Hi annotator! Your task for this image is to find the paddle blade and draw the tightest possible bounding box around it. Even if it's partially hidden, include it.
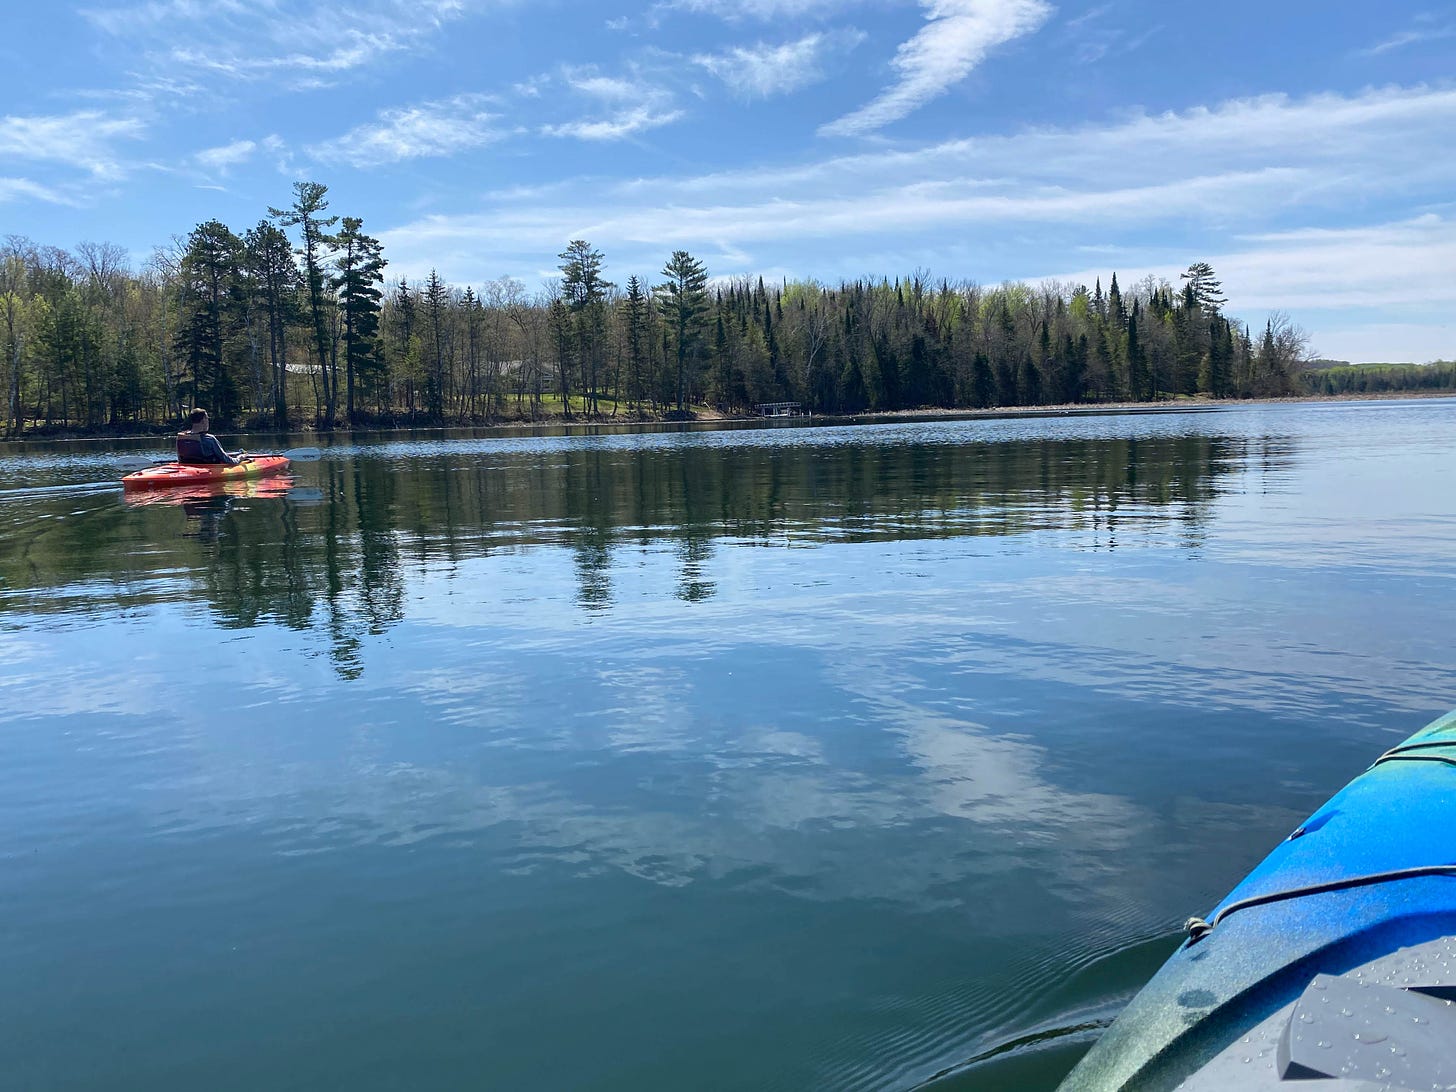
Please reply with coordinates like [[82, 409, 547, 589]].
[[115, 454, 170, 469], [118, 445, 321, 469]]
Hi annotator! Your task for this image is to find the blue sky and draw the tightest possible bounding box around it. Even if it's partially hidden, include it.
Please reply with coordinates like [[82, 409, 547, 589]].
[[2, 0, 1453, 362]]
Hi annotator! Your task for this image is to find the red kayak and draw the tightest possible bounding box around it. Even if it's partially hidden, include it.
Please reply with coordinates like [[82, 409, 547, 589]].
[[121, 455, 291, 491]]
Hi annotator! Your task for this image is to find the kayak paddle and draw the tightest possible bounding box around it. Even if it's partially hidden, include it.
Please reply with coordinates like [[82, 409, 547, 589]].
[[116, 446, 322, 469]]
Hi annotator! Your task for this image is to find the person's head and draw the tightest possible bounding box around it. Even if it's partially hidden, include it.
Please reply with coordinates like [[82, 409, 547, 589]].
[[188, 407, 209, 430]]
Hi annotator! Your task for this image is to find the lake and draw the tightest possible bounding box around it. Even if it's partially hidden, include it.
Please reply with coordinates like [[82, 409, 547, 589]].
[[2, 399, 1454, 1091]]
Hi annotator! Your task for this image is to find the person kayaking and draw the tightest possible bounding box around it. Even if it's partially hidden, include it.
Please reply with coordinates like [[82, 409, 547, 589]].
[[177, 408, 245, 466]]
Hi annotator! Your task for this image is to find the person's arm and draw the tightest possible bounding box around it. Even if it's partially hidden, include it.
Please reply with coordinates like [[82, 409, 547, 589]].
[[200, 433, 240, 466]]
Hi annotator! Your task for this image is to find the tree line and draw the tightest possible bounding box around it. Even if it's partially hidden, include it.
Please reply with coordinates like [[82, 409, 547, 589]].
[[1300, 360, 1456, 396], [3, 179, 1434, 436]]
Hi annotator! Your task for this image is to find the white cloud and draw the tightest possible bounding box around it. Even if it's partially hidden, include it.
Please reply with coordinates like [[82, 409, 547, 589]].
[[542, 107, 685, 142], [665, 0, 858, 17], [194, 139, 257, 173], [1064, 2, 1110, 30], [1362, 20, 1456, 56], [80, 0, 259, 34], [540, 67, 684, 142], [310, 95, 501, 168], [0, 110, 146, 179], [567, 74, 648, 101], [384, 168, 1310, 267], [392, 84, 1456, 258], [821, 0, 1052, 136], [1048, 216, 1456, 361], [0, 178, 75, 206], [377, 84, 1456, 363], [1299, 323, 1453, 365], [692, 31, 864, 98], [82, 0, 473, 87]]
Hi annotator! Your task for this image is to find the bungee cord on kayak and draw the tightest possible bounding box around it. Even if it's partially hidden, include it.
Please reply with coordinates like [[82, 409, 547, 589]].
[[1183, 864, 1456, 944], [1369, 738, 1456, 769]]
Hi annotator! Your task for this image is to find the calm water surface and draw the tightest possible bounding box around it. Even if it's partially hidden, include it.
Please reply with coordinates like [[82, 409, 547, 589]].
[[1, 401, 1454, 1091]]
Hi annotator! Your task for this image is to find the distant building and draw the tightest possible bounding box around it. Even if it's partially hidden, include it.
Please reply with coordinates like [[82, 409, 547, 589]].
[[756, 402, 806, 418]]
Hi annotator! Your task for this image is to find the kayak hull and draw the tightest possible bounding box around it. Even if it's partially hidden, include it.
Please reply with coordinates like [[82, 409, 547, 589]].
[[1059, 709, 1456, 1090], [121, 455, 291, 490]]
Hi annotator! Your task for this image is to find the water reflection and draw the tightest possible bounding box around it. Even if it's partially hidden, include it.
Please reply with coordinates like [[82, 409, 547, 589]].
[[3, 406, 1455, 1092], [0, 428, 1256, 677]]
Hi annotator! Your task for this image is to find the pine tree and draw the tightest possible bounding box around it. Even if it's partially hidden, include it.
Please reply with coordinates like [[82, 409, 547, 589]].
[[623, 275, 648, 412], [176, 219, 244, 420], [655, 250, 709, 412], [269, 181, 338, 425], [1126, 305, 1148, 401], [558, 240, 612, 415], [333, 216, 386, 424], [244, 221, 299, 427], [1181, 262, 1227, 314], [422, 270, 447, 420]]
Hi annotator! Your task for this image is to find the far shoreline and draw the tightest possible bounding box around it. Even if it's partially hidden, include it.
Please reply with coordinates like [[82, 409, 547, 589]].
[[2, 389, 1453, 446]]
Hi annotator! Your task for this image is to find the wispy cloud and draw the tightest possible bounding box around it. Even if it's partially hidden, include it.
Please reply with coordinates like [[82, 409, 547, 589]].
[[1064, 2, 1110, 30], [540, 68, 683, 141], [1060, 4, 1160, 65], [0, 178, 76, 206], [81, 0, 473, 87], [1362, 19, 1456, 56], [310, 94, 502, 167], [194, 139, 258, 174], [664, 0, 859, 18], [821, 0, 1052, 137], [1054, 216, 1456, 312], [542, 107, 685, 142], [691, 31, 865, 98], [0, 110, 146, 180], [377, 84, 1456, 343]]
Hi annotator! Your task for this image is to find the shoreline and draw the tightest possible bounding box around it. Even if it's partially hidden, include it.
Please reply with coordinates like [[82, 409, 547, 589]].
[[3, 389, 1452, 446]]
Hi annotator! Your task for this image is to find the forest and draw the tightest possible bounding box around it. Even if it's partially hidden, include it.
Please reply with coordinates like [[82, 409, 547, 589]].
[[1, 180, 1447, 436]]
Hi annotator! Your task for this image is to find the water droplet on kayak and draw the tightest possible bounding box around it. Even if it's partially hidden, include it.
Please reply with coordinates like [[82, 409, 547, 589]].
[[1355, 1031, 1387, 1044]]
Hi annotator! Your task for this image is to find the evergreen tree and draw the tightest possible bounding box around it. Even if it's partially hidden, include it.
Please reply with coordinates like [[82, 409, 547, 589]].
[[623, 275, 648, 412], [244, 221, 299, 427], [269, 181, 338, 425], [655, 250, 709, 411], [558, 240, 613, 415], [422, 270, 448, 420], [1126, 305, 1148, 401], [1181, 262, 1227, 314], [176, 219, 244, 420], [333, 216, 386, 425], [970, 351, 996, 408]]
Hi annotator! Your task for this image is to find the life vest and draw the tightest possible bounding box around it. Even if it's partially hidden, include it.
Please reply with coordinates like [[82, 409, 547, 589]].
[[176, 433, 219, 464]]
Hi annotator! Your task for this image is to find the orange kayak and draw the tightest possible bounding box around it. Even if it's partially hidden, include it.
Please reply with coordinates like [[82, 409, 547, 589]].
[[121, 455, 291, 490]]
